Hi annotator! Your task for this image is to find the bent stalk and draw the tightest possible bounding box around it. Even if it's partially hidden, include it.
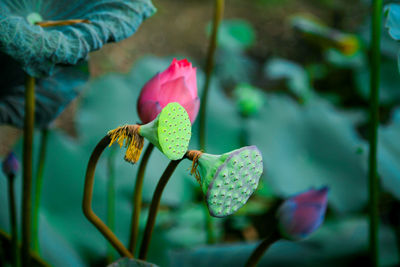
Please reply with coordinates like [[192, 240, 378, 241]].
[[245, 231, 280, 267], [82, 136, 133, 258]]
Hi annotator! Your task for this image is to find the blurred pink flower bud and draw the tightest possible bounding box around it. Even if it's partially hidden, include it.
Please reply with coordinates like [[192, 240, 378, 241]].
[[2, 152, 20, 178], [137, 58, 200, 124], [276, 187, 328, 240]]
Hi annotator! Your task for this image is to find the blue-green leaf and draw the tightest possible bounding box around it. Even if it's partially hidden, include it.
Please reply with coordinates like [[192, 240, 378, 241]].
[[0, 0, 156, 77], [264, 58, 314, 102], [250, 94, 368, 213], [385, 4, 400, 41], [0, 52, 89, 128], [108, 258, 158, 267], [209, 20, 256, 51]]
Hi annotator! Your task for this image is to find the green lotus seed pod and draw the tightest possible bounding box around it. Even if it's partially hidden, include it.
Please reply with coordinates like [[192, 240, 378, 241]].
[[195, 146, 263, 218], [140, 103, 191, 160]]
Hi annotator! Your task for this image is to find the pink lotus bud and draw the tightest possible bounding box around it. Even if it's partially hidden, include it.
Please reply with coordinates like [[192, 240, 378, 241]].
[[2, 152, 20, 178], [276, 187, 328, 240], [137, 58, 200, 124]]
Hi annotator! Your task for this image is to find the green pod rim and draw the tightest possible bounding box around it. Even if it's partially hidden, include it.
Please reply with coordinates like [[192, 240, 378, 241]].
[[140, 102, 192, 160], [204, 146, 263, 218]]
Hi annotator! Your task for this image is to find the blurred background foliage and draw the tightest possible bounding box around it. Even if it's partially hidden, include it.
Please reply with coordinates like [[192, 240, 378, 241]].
[[2, 0, 400, 266]]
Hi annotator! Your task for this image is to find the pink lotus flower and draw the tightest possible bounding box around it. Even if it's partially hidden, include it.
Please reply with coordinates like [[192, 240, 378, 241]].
[[276, 187, 328, 240], [137, 58, 200, 124]]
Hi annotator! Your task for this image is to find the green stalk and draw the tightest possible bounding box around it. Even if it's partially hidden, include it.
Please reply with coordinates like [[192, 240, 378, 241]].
[[22, 75, 35, 267], [128, 143, 154, 255], [198, 0, 225, 150], [369, 0, 382, 266], [32, 129, 49, 254], [197, 0, 224, 245], [138, 159, 182, 260], [106, 146, 117, 263], [244, 231, 280, 267], [8, 174, 18, 266]]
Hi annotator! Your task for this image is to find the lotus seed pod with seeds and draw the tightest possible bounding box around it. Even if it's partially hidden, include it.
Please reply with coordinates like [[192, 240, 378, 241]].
[[194, 146, 263, 218], [140, 102, 192, 160]]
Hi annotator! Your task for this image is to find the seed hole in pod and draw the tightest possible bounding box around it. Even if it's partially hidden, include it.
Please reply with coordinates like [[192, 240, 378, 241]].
[[165, 120, 168, 123], [163, 129, 167, 133], [230, 171, 235, 175], [168, 113, 171, 116], [173, 150, 176, 153], [173, 131, 176, 134], [166, 138, 169, 142], [179, 128, 181, 131], [169, 124, 173, 127], [224, 181, 229, 185], [172, 117, 175, 120], [173, 108, 176, 111], [168, 146, 172, 149], [233, 160, 237, 165], [229, 184, 234, 190]]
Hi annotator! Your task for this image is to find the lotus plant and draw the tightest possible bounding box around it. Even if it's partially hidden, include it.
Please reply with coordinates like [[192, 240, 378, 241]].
[[129, 58, 200, 253], [2, 152, 20, 266], [138, 146, 264, 260], [82, 103, 192, 258], [245, 187, 329, 267], [0, 1, 156, 264]]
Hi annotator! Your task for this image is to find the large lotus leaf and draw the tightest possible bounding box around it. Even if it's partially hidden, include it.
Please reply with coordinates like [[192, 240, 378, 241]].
[[208, 19, 256, 51], [169, 218, 398, 267], [249, 93, 368, 213], [264, 58, 314, 102], [385, 4, 400, 41], [0, 52, 89, 128], [378, 108, 400, 200], [0, 0, 156, 77], [108, 257, 158, 267]]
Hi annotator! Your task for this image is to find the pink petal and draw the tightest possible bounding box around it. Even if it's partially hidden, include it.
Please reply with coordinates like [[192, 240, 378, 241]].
[[138, 73, 161, 104], [137, 100, 163, 124], [158, 77, 193, 105], [181, 96, 200, 124], [159, 58, 194, 84]]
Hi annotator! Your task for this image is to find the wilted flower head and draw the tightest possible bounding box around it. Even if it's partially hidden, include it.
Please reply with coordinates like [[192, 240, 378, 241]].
[[277, 187, 328, 241], [187, 146, 263, 218], [2, 152, 19, 178], [137, 58, 200, 124], [108, 102, 191, 163]]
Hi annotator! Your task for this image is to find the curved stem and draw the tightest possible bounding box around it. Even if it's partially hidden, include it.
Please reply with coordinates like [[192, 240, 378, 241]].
[[22, 75, 35, 267], [369, 0, 382, 266], [82, 136, 133, 258], [32, 129, 49, 254], [138, 159, 182, 260], [8, 175, 18, 266], [245, 231, 280, 267], [106, 146, 117, 263], [128, 143, 154, 255], [198, 0, 225, 151]]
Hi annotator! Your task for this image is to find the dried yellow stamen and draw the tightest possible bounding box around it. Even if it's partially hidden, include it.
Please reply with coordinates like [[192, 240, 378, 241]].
[[186, 150, 203, 185], [108, 125, 144, 164]]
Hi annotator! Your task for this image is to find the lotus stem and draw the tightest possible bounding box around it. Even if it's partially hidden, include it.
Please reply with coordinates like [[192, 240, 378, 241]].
[[198, 0, 225, 151], [197, 0, 224, 243], [245, 231, 280, 267], [22, 75, 35, 267], [7, 174, 18, 266], [0, 229, 49, 267], [128, 143, 154, 255], [82, 135, 133, 258], [36, 19, 91, 27], [106, 146, 117, 263], [138, 159, 182, 260], [32, 129, 49, 254], [369, 0, 382, 266]]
